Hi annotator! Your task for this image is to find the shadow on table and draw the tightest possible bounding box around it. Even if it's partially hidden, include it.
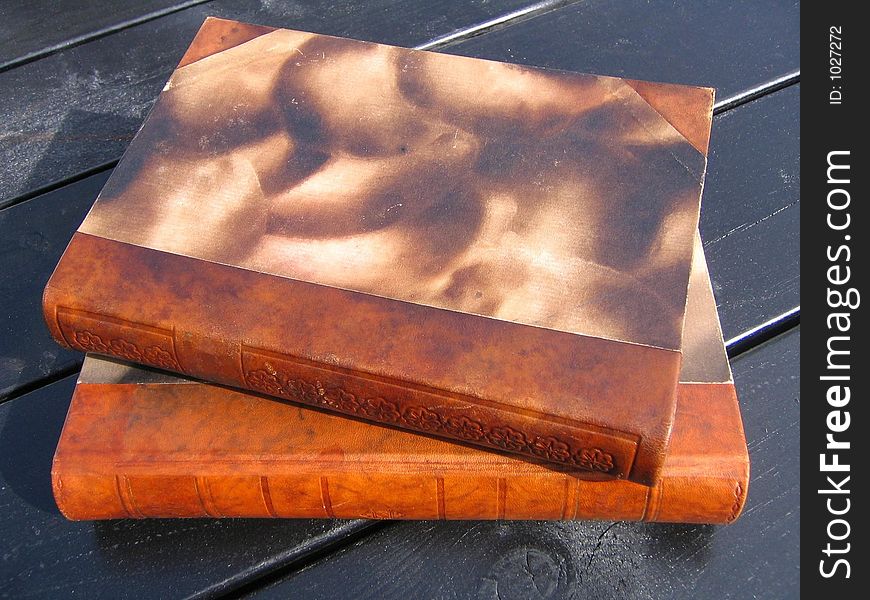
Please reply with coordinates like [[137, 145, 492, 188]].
[[0, 380, 70, 515], [6, 108, 141, 208]]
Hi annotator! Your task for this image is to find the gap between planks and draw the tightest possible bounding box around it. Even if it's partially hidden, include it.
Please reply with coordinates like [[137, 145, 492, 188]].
[[416, 0, 578, 50], [0, 362, 82, 405], [0, 0, 217, 73], [714, 70, 800, 115], [0, 0, 578, 74], [726, 306, 800, 358], [190, 520, 389, 600]]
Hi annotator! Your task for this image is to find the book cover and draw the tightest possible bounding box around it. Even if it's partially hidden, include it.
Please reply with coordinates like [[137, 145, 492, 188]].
[[53, 237, 748, 523], [43, 18, 714, 483]]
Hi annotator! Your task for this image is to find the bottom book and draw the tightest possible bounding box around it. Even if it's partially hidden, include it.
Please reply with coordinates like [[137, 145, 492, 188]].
[[52, 239, 749, 523]]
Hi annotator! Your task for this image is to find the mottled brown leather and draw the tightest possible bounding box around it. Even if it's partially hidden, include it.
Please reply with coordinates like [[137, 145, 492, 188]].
[[52, 239, 748, 523], [177, 18, 276, 68], [625, 79, 715, 155], [43, 18, 715, 483], [51, 380, 746, 523], [83, 28, 708, 351], [44, 232, 675, 482], [186, 19, 715, 158]]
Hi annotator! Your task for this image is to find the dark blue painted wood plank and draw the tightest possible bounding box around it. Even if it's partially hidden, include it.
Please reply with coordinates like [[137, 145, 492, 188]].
[[703, 84, 800, 339], [448, 0, 799, 98], [0, 1, 212, 70], [0, 172, 108, 400]]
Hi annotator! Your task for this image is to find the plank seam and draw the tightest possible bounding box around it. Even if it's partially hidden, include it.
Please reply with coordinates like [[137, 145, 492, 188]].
[[415, 0, 580, 50], [727, 307, 800, 358], [0, 160, 117, 212], [0, 0, 218, 73], [0, 362, 82, 406], [714, 70, 800, 115], [189, 521, 389, 600]]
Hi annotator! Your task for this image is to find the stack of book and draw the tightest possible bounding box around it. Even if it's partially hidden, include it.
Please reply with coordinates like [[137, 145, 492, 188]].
[[44, 18, 747, 524]]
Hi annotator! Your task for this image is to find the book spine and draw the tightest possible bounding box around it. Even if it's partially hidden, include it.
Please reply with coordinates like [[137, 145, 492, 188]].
[[50, 467, 747, 524], [42, 232, 680, 484], [44, 301, 634, 478]]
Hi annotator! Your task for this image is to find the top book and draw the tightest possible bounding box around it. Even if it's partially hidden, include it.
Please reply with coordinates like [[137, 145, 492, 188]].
[[44, 17, 714, 484]]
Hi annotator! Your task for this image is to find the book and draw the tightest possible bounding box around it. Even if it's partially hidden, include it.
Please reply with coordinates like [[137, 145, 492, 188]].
[[43, 17, 714, 483], [53, 237, 749, 523]]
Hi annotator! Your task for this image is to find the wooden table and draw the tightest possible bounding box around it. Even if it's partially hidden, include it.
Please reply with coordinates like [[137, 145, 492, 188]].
[[0, 1, 799, 597]]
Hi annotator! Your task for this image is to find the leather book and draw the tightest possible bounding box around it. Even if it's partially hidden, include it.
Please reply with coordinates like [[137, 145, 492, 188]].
[[53, 238, 750, 523], [43, 17, 714, 483]]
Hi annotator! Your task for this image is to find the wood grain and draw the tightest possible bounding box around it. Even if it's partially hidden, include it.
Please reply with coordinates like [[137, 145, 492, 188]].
[[0, 0, 209, 69]]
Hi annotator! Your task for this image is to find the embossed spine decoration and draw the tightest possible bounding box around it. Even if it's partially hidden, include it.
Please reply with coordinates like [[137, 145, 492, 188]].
[[239, 346, 637, 477], [73, 330, 180, 371], [49, 304, 639, 478], [54, 307, 182, 373], [245, 365, 615, 474]]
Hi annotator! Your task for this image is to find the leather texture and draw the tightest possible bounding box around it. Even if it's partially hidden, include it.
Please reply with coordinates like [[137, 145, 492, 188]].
[[51, 380, 747, 523], [52, 238, 748, 523], [43, 17, 714, 483]]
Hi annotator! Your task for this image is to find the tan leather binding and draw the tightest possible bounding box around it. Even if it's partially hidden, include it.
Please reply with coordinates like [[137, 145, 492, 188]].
[[52, 239, 749, 523], [43, 18, 714, 483]]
